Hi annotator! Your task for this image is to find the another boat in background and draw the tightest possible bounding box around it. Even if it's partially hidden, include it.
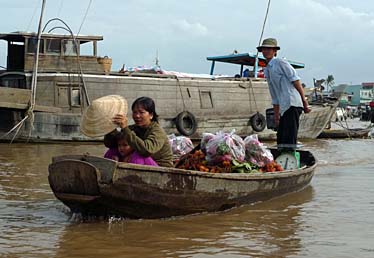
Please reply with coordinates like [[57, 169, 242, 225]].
[[0, 31, 337, 142]]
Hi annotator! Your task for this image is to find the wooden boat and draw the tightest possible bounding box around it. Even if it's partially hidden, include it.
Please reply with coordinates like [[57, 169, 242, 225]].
[[318, 127, 371, 139], [48, 149, 317, 219], [0, 31, 337, 142]]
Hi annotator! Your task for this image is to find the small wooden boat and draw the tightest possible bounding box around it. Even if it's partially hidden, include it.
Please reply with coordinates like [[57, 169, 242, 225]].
[[318, 127, 371, 139], [48, 150, 317, 219]]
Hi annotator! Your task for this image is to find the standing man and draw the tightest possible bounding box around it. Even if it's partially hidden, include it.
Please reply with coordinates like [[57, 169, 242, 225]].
[[257, 38, 311, 148]]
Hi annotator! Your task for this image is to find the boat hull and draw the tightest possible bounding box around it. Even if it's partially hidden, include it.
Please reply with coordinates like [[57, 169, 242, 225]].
[[318, 127, 371, 139], [48, 150, 316, 218]]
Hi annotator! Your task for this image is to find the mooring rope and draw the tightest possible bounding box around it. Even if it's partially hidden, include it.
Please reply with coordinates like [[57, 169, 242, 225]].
[[176, 77, 186, 111], [25, 0, 46, 141], [0, 115, 29, 142]]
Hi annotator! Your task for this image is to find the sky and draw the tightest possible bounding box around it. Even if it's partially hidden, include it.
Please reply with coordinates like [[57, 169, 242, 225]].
[[1, 0, 374, 86]]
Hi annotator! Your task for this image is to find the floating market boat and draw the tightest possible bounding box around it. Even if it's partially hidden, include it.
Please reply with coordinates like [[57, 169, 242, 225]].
[[48, 149, 317, 219], [318, 127, 372, 139], [0, 31, 337, 142]]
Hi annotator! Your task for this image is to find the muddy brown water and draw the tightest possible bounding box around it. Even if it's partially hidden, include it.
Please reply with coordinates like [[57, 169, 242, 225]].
[[1, 138, 374, 258]]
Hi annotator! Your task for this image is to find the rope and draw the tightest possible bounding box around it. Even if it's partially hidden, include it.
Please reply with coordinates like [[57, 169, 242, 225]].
[[26, 1, 40, 32], [44, 18, 91, 106], [30, 0, 46, 110], [25, 0, 46, 141], [258, 0, 271, 47], [248, 81, 258, 111], [0, 116, 28, 139], [1, 0, 45, 142], [176, 78, 186, 111], [253, 0, 271, 77], [77, 0, 93, 35]]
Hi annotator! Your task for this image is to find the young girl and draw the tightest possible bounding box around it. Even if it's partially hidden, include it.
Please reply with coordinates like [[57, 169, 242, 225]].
[[117, 134, 159, 166], [104, 130, 158, 166], [103, 129, 122, 161]]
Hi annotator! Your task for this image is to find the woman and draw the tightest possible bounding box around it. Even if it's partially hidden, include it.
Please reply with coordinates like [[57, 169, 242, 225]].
[[112, 96, 173, 167]]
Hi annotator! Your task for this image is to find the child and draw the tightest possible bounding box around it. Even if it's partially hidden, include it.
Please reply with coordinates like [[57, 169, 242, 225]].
[[103, 129, 122, 161], [106, 132, 159, 166], [117, 135, 133, 162], [117, 134, 159, 166]]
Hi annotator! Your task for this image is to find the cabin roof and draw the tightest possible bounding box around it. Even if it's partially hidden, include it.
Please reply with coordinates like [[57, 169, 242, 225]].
[[206, 52, 305, 69], [0, 31, 103, 43]]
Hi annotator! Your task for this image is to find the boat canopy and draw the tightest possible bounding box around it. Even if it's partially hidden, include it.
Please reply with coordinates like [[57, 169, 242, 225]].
[[0, 31, 103, 43], [0, 31, 105, 73], [206, 52, 305, 75]]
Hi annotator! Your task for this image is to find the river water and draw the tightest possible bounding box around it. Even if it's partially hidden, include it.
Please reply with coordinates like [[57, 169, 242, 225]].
[[0, 138, 373, 258]]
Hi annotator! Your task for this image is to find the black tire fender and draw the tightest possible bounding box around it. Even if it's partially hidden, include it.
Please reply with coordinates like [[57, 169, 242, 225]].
[[175, 111, 198, 136], [250, 112, 266, 132]]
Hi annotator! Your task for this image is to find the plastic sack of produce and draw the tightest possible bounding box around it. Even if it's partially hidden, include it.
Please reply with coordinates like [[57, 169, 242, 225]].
[[205, 130, 246, 164], [200, 132, 215, 153], [168, 134, 194, 158], [244, 134, 273, 167]]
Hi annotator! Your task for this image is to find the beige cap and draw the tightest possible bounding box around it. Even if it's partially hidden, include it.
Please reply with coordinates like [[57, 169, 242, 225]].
[[80, 95, 128, 137]]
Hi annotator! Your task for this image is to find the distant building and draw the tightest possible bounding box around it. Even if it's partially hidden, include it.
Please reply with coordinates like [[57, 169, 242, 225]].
[[360, 82, 374, 105], [331, 83, 371, 107], [332, 84, 355, 107]]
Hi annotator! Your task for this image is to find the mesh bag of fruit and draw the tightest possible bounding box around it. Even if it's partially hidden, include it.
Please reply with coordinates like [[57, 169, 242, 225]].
[[205, 130, 246, 164], [243, 134, 273, 167], [168, 134, 194, 159]]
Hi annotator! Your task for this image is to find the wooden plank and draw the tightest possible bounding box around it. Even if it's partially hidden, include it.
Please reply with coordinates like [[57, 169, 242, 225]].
[[0, 101, 62, 112], [0, 87, 62, 112], [33, 105, 62, 113], [0, 87, 31, 104]]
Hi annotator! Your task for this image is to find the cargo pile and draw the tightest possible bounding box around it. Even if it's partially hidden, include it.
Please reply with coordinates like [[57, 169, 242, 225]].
[[174, 131, 284, 173]]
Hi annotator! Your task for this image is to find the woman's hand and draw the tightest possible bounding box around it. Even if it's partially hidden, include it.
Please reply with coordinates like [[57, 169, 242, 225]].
[[112, 114, 128, 128]]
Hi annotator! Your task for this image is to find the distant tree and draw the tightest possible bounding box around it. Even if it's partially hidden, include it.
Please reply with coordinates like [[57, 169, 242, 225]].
[[326, 75, 335, 92]]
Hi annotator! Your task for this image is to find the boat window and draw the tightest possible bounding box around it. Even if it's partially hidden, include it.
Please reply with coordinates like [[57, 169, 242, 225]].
[[7, 41, 25, 71], [27, 38, 44, 54], [57, 86, 70, 107], [71, 88, 81, 107], [0, 76, 26, 89], [79, 41, 94, 56], [56, 84, 81, 108], [199, 90, 213, 109], [46, 39, 61, 55], [63, 40, 77, 56]]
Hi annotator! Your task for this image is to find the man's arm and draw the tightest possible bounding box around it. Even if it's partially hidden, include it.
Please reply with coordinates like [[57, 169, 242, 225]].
[[293, 80, 311, 113]]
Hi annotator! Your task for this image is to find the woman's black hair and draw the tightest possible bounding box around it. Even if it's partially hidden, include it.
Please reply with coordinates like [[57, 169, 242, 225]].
[[132, 96, 159, 122]]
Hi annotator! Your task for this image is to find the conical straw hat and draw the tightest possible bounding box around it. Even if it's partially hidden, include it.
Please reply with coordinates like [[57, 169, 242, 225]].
[[80, 95, 128, 137]]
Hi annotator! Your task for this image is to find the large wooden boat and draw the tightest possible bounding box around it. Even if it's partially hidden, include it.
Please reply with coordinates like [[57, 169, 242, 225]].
[[0, 32, 336, 142], [48, 149, 317, 219]]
